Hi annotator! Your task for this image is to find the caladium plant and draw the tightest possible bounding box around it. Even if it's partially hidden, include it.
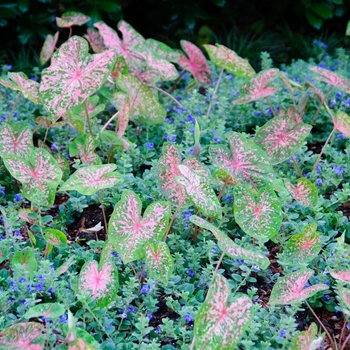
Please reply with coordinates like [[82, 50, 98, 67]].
[[194, 274, 254, 350], [290, 323, 323, 350], [11, 249, 37, 279], [83, 28, 106, 53], [145, 38, 182, 63], [285, 178, 318, 208], [68, 328, 100, 350], [24, 302, 65, 320], [69, 134, 102, 166], [56, 11, 90, 28], [40, 31, 59, 66], [333, 111, 350, 137], [44, 228, 68, 248], [329, 269, 350, 284]]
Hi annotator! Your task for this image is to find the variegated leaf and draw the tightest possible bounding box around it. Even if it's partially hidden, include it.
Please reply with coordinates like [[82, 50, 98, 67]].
[[3, 148, 62, 206], [24, 303, 65, 320], [56, 154, 70, 181], [145, 241, 174, 285], [291, 323, 323, 350], [59, 164, 121, 196], [56, 11, 90, 28], [333, 111, 350, 138], [233, 184, 282, 242], [194, 274, 253, 350], [117, 98, 130, 139], [203, 44, 255, 78], [0, 322, 44, 349], [282, 224, 321, 265], [70, 95, 105, 121], [44, 229, 67, 248], [83, 28, 106, 53], [12, 249, 37, 279], [232, 69, 279, 105], [0, 72, 41, 104], [209, 132, 274, 188], [39, 36, 115, 118], [108, 190, 171, 263], [0, 122, 33, 158], [145, 38, 182, 63], [254, 116, 312, 164], [212, 169, 238, 186], [112, 74, 166, 125], [309, 66, 350, 94], [178, 40, 211, 85], [100, 130, 123, 147], [99, 240, 114, 267], [79, 260, 118, 308], [176, 164, 222, 219], [329, 269, 350, 284], [337, 284, 350, 317], [189, 215, 270, 269], [68, 329, 100, 350], [40, 31, 59, 66], [286, 178, 318, 207], [69, 134, 101, 166], [287, 107, 304, 125], [269, 269, 328, 305]]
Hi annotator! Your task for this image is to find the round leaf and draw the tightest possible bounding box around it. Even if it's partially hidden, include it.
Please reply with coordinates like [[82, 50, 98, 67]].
[[44, 229, 67, 248], [286, 178, 318, 207]]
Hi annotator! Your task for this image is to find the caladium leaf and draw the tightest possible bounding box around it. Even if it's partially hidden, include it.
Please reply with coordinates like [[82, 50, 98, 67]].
[[44, 229, 67, 248], [24, 303, 65, 320], [291, 323, 323, 350], [329, 269, 350, 284], [117, 98, 130, 139], [309, 66, 350, 94], [232, 69, 279, 105], [112, 74, 166, 125], [145, 38, 182, 63], [59, 164, 121, 196], [337, 284, 350, 317], [70, 95, 105, 121], [56, 11, 90, 28], [100, 131, 123, 147], [79, 260, 118, 308], [233, 184, 282, 243], [56, 154, 70, 181], [209, 132, 274, 188], [212, 169, 239, 187], [3, 148, 62, 206], [194, 274, 253, 350], [0, 72, 41, 104], [286, 178, 318, 207], [178, 40, 211, 85], [99, 240, 114, 267], [68, 329, 100, 350], [108, 190, 171, 263], [0, 122, 33, 158], [203, 44, 255, 78], [11, 249, 37, 279], [40, 31, 59, 66], [84, 28, 106, 53], [0, 322, 44, 349], [254, 116, 312, 164], [145, 241, 174, 285], [69, 134, 102, 166], [282, 224, 321, 265], [176, 164, 222, 219], [39, 36, 115, 118], [269, 269, 328, 305], [56, 256, 75, 277], [333, 111, 350, 138]]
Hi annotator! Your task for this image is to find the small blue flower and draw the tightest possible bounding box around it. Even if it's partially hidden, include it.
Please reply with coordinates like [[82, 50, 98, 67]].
[[147, 142, 154, 149], [65, 154, 70, 161], [189, 148, 194, 155], [41, 316, 50, 324], [147, 196, 152, 201], [316, 178, 323, 186], [19, 299, 29, 306], [236, 259, 244, 264], [333, 166, 344, 176], [212, 246, 218, 253], [30, 77, 38, 82], [187, 269, 195, 277], [214, 137, 220, 142], [120, 312, 127, 319], [254, 111, 261, 117], [183, 313, 194, 323], [111, 251, 119, 258], [330, 99, 336, 107], [109, 105, 115, 111], [147, 314, 153, 320], [126, 307, 135, 312], [163, 134, 168, 140], [37, 275, 46, 281], [60, 313, 68, 323], [140, 284, 150, 294], [35, 282, 44, 292], [166, 118, 174, 123], [265, 108, 272, 115], [323, 44, 328, 49], [279, 330, 286, 338], [324, 281, 330, 286], [47, 287, 55, 294], [187, 115, 195, 124], [170, 135, 177, 142], [14, 193, 21, 202], [183, 211, 192, 221], [6, 65, 12, 70], [226, 195, 232, 203], [252, 265, 260, 271], [338, 133, 344, 140], [155, 328, 161, 334], [0, 187, 5, 196], [13, 230, 21, 236], [26, 284, 32, 292], [323, 295, 330, 301], [19, 277, 26, 283]]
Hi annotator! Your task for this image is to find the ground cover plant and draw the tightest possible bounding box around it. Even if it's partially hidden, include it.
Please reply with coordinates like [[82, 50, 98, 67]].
[[1, 11, 350, 349]]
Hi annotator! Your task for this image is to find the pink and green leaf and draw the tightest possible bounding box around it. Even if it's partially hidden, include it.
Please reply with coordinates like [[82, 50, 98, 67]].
[[56, 154, 70, 181], [145, 38, 182, 63], [56, 11, 90, 28], [44, 229, 67, 248], [40, 31, 59, 66], [83, 28, 106, 53], [337, 284, 350, 317], [333, 111, 350, 138], [117, 98, 130, 139], [194, 274, 253, 350], [329, 269, 350, 284], [69, 134, 101, 166], [24, 303, 65, 320], [68, 328, 100, 350], [108, 190, 171, 263], [70, 95, 105, 121], [11, 250, 37, 279], [290, 323, 322, 350], [286, 178, 318, 207]]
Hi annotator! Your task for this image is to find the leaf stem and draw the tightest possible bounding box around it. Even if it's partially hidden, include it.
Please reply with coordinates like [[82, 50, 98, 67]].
[[339, 317, 349, 349], [99, 111, 119, 135], [169, 70, 185, 94], [68, 26, 72, 39], [84, 100, 93, 135], [265, 97, 277, 118], [312, 127, 335, 171], [97, 190, 108, 239], [163, 203, 182, 242], [206, 67, 224, 119], [217, 175, 231, 201], [310, 86, 333, 126], [313, 258, 320, 274], [151, 85, 183, 108], [292, 156, 303, 178], [8, 92, 21, 122], [341, 333, 350, 350]]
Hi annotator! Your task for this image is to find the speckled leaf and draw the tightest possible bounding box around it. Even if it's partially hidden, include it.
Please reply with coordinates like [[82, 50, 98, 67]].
[[79, 260, 118, 308], [56, 256, 75, 277], [291, 323, 322, 350], [117, 99, 130, 139], [112, 74, 166, 125], [232, 69, 279, 105], [84, 28, 106, 53], [145, 241, 174, 285], [212, 169, 238, 186], [68, 329, 100, 350], [209, 132, 274, 188], [0, 122, 33, 158], [69, 134, 101, 166], [0, 322, 44, 349], [0, 72, 41, 104], [99, 240, 114, 267], [269, 269, 328, 305], [59, 164, 121, 196], [70, 95, 105, 121], [194, 274, 253, 350], [234, 184, 282, 242], [108, 190, 171, 263], [11, 250, 37, 279], [178, 40, 211, 85], [44, 229, 67, 248], [203, 44, 255, 78], [333, 111, 350, 138], [40, 31, 59, 65], [255, 116, 312, 164], [24, 303, 65, 320], [3, 148, 62, 206], [309, 66, 350, 94], [56, 154, 70, 181], [100, 131, 123, 147], [145, 38, 182, 63], [329, 269, 350, 284], [56, 11, 90, 28], [337, 284, 350, 316], [286, 178, 318, 207], [39, 36, 115, 118], [0, 247, 8, 265]]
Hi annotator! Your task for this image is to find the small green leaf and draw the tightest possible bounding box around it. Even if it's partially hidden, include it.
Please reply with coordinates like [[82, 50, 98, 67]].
[[69, 134, 101, 166], [44, 229, 67, 248], [24, 303, 65, 319], [11, 249, 37, 278], [286, 178, 318, 207]]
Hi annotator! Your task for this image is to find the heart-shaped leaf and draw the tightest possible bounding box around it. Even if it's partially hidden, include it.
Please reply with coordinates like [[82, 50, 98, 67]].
[[234, 184, 282, 243], [56, 11, 90, 28], [176, 164, 222, 219], [269, 269, 328, 305], [309, 66, 350, 94], [11, 249, 37, 279], [40, 31, 59, 65], [59, 164, 121, 196], [0, 122, 33, 158], [178, 40, 211, 85], [79, 260, 118, 308], [145, 38, 181, 63], [108, 190, 171, 263], [329, 269, 350, 284], [0, 72, 41, 104], [68, 328, 100, 350], [44, 229, 67, 248], [209, 132, 274, 188], [145, 241, 174, 285], [286, 178, 318, 207], [56, 154, 70, 181], [333, 111, 350, 138], [254, 116, 312, 164], [39, 36, 115, 118], [0, 322, 44, 349], [194, 274, 253, 350], [69, 134, 101, 166], [203, 44, 255, 78], [83, 28, 106, 53], [3, 148, 62, 206], [24, 303, 65, 320], [116, 98, 130, 139], [291, 323, 323, 350], [232, 69, 279, 105]]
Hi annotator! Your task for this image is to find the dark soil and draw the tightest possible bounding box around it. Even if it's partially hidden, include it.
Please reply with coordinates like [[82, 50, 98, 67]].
[[307, 142, 324, 155], [337, 202, 350, 218]]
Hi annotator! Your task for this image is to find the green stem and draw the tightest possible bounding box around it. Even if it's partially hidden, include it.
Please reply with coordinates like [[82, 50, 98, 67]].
[[84, 100, 93, 135], [232, 267, 253, 295], [310, 86, 333, 126], [265, 97, 277, 118], [8, 92, 21, 122], [99, 111, 119, 135], [312, 127, 335, 171], [163, 203, 182, 242], [292, 156, 303, 178], [169, 70, 185, 94], [151, 85, 183, 108], [97, 191, 108, 239], [217, 175, 231, 202], [206, 67, 224, 119]]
